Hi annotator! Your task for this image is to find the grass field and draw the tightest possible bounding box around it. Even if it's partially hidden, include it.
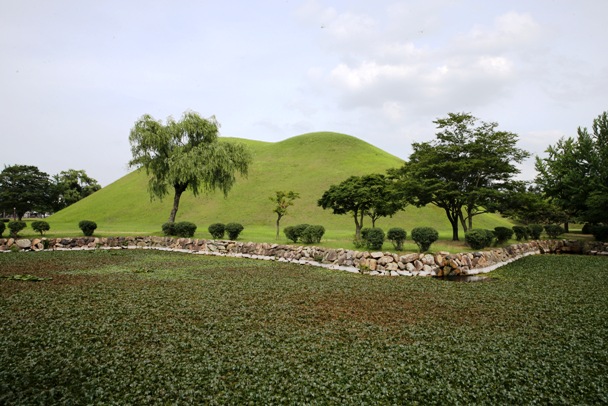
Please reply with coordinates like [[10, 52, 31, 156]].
[[1, 250, 606, 404]]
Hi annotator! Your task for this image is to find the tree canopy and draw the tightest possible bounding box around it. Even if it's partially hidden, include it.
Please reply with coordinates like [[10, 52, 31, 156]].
[[390, 113, 529, 241], [129, 111, 252, 223], [535, 111, 608, 225], [318, 173, 405, 239], [53, 169, 101, 211], [0, 165, 55, 219]]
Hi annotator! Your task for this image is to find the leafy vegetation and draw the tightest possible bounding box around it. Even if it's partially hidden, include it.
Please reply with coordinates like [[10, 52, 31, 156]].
[[8, 221, 26, 237], [465, 229, 495, 250], [208, 223, 225, 239], [0, 251, 606, 404], [225, 223, 244, 240], [31, 220, 50, 236], [387, 227, 407, 251], [300, 225, 325, 244], [174, 221, 197, 238], [128, 111, 252, 223], [361, 227, 385, 250], [284, 224, 310, 244], [269, 191, 299, 239], [78, 220, 97, 236], [411, 227, 439, 252]]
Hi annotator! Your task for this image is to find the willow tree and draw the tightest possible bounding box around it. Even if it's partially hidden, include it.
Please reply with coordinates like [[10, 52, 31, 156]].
[[129, 111, 252, 223]]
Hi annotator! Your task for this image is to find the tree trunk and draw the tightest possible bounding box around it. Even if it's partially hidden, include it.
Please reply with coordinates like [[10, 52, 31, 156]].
[[467, 206, 473, 231], [168, 185, 187, 223], [445, 207, 460, 241], [564, 222, 569, 233], [275, 215, 282, 240], [354, 211, 364, 240]]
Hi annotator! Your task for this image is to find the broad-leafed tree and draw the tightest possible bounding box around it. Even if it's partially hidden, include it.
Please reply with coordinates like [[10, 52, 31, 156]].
[[270, 191, 300, 239]]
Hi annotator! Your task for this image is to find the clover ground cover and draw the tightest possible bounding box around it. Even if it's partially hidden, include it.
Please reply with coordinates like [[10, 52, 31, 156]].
[[1, 251, 606, 404]]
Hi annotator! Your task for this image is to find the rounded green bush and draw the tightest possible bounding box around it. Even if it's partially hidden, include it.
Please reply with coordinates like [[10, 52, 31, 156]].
[[590, 225, 608, 242], [208, 223, 225, 239], [494, 226, 514, 245], [284, 224, 310, 243], [581, 223, 593, 235], [387, 227, 407, 251], [466, 229, 495, 250], [8, 221, 27, 237], [528, 224, 544, 240], [363, 227, 385, 250], [78, 220, 97, 236], [31, 220, 50, 236], [411, 227, 439, 253], [301, 225, 325, 244], [512, 225, 529, 241], [226, 223, 244, 240], [162, 222, 176, 236], [174, 221, 197, 238], [544, 224, 565, 239]]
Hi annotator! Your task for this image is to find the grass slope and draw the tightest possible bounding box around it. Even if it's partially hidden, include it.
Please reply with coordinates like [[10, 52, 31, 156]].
[[47, 132, 512, 242]]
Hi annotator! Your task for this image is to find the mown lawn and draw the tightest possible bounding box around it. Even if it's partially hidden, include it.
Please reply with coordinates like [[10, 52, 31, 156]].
[[1, 250, 606, 404]]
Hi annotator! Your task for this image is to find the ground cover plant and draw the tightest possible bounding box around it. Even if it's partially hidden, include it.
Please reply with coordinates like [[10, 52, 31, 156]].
[[1, 251, 606, 404]]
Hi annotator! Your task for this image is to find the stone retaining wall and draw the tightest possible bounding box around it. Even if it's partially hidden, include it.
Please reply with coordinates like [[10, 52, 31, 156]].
[[1, 236, 607, 276]]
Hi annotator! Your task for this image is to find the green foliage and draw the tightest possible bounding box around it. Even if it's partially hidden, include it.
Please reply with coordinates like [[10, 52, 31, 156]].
[[387, 227, 407, 251], [494, 226, 514, 245], [300, 225, 325, 244], [544, 224, 565, 239], [465, 229, 495, 250], [31, 220, 50, 236], [52, 169, 101, 211], [0, 251, 607, 404], [284, 224, 310, 243], [8, 221, 26, 237], [270, 191, 299, 239], [362, 227, 385, 250], [581, 223, 593, 234], [162, 222, 176, 236], [390, 112, 529, 241], [78, 220, 97, 236], [0, 165, 55, 219], [318, 174, 406, 240], [129, 110, 252, 223], [0, 221, 4, 237], [535, 111, 608, 224], [208, 223, 225, 239], [225, 223, 244, 240], [174, 221, 197, 238], [528, 224, 544, 240], [512, 225, 530, 241], [590, 225, 608, 242], [411, 226, 439, 252]]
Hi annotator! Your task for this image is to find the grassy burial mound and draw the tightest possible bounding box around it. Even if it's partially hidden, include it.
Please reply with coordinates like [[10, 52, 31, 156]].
[[47, 132, 512, 241]]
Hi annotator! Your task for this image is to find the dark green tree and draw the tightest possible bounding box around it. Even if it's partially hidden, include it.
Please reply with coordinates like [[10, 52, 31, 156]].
[[129, 111, 252, 223], [364, 174, 407, 228], [390, 113, 528, 241], [0, 165, 54, 219], [318, 174, 405, 240], [53, 169, 101, 210], [535, 111, 608, 226], [269, 191, 300, 239]]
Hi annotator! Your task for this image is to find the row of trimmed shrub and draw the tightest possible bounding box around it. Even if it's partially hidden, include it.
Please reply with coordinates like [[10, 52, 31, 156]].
[[352, 226, 439, 253], [0, 220, 97, 237], [162, 222, 246, 240], [283, 224, 325, 244]]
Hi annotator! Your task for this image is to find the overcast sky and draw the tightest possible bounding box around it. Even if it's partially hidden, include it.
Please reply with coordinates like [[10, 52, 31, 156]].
[[1, 0, 606, 186]]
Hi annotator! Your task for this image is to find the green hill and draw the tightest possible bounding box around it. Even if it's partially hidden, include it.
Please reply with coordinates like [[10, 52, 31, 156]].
[[47, 132, 513, 244]]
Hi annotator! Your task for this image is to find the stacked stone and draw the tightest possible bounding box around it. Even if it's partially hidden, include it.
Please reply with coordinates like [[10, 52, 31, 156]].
[[1, 237, 607, 276]]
